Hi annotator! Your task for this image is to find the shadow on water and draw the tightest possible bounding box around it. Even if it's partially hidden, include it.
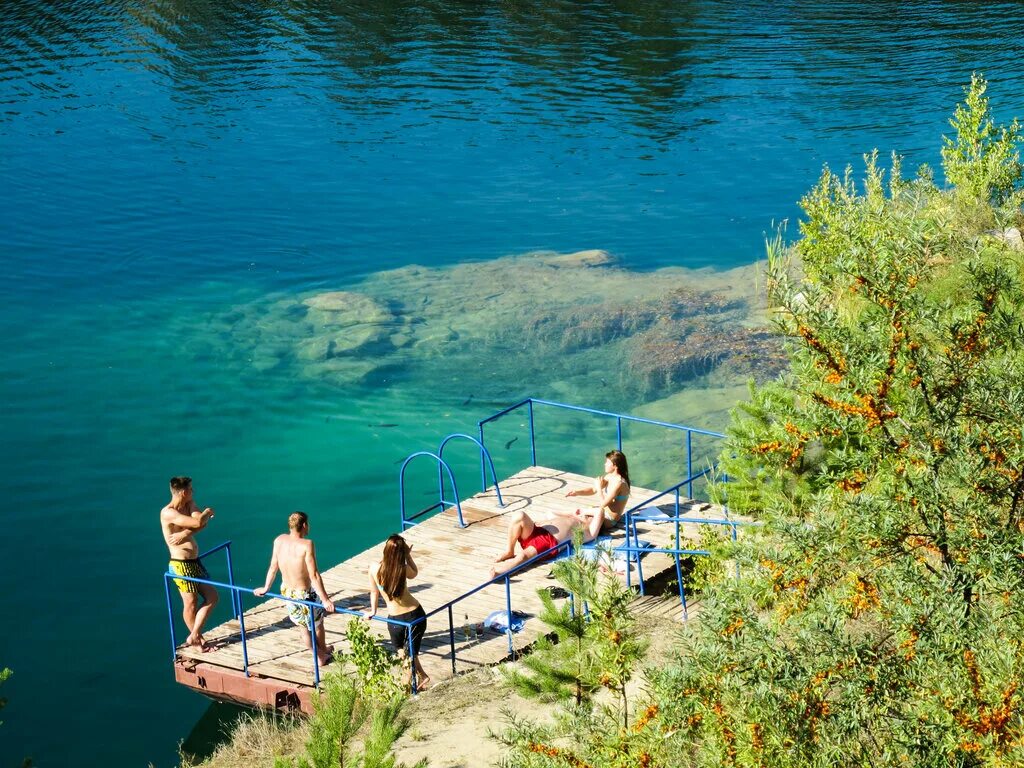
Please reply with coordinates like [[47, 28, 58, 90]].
[[179, 702, 256, 765]]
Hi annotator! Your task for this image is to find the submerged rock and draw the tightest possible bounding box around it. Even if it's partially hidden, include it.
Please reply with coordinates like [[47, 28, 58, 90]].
[[537, 249, 616, 268], [303, 291, 392, 324], [628, 326, 785, 397], [214, 250, 778, 399]]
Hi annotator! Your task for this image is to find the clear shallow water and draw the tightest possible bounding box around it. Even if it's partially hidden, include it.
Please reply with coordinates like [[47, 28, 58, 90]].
[[1, 1, 1023, 765]]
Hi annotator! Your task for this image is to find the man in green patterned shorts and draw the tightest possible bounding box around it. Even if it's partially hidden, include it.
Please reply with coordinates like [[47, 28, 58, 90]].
[[161, 476, 218, 651], [254, 511, 336, 665]]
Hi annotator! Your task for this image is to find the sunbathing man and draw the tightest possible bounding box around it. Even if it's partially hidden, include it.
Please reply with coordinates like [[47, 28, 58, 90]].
[[490, 508, 605, 578], [254, 512, 336, 666], [161, 476, 218, 650]]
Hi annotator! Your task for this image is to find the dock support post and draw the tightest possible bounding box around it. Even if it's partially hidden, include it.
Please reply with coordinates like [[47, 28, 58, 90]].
[[448, 606, 457, 674]]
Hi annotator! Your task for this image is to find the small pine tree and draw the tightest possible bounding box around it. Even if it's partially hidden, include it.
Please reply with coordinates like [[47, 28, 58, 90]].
[[273, 659, 423, 768], [497, 535, 653, 766]]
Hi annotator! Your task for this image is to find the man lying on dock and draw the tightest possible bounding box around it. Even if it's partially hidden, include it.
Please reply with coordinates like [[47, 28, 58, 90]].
[[490, 509, 605, 578], [161, 476, 218, 651], [254, 512, 336, 666], [490, 450, 632, 578]]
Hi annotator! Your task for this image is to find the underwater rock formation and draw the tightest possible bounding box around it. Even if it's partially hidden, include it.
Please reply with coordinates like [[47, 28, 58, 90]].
[[213, 250, 783, 403]]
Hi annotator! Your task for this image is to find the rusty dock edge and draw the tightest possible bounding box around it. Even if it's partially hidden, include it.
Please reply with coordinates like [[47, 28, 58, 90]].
[[175, 658, 314, 713]]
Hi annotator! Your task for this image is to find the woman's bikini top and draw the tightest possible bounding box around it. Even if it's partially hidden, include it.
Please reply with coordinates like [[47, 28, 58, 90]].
[[612, 483, 630, 502]]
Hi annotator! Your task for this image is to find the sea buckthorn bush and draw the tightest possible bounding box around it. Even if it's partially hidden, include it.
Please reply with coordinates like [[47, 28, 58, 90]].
[[650, 76, 1024, 768]]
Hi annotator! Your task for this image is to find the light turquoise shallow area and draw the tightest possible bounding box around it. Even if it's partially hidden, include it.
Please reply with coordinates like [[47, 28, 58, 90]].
[[2, 1, 1024, 765]]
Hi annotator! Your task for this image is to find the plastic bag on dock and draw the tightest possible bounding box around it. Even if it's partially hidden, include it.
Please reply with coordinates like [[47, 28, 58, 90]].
[[483, 609, 527, 633]]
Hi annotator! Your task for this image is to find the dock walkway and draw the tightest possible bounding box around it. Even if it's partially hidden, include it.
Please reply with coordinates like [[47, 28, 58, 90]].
[[173, 465, 730, 711]]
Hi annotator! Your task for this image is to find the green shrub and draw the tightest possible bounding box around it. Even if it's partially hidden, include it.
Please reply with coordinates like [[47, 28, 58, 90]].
[[344, 616, 401, 702], [653, 75, 1024, 767]]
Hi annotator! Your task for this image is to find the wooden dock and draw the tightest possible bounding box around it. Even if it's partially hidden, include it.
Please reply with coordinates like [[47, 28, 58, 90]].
[[173, 466, 732, 711]]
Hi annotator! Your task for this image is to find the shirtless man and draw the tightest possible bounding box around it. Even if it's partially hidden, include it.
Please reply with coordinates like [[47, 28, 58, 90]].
[[160, 476, 218, 650], [254, 512, 336, 665], [490, 510, 603, 578]]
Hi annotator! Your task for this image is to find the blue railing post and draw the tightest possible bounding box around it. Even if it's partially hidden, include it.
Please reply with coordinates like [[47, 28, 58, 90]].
[[309, 608, 321, 688], [528, 399, 537, 466], [680, 573, 689, 621], [448, 605, 457, 674], [616, 417, 622, 451], [237, 591, 250, 677], [409, 626, 418, 694], [225, 542, 239, 619], [504, 575, 514, 655], [164, 574, 177, 660], [478, 422, 487, 494], [686, 430, 693, 498], [674, 551, 685, 612]]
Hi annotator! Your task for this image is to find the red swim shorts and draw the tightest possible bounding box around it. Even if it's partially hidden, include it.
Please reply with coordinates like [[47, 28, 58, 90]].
[[519, 528, 559, 561]]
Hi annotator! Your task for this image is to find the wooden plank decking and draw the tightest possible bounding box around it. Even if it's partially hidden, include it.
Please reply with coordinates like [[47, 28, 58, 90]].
[[173, 466, 733, 709]]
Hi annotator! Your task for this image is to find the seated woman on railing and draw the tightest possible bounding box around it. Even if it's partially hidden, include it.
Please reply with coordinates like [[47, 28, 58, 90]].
[[564, 449, 631, 532], [365, 534, 430, 691]]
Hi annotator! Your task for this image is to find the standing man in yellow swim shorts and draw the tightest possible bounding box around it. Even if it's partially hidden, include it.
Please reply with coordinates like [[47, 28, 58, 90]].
[[160, 476, 218, 651]]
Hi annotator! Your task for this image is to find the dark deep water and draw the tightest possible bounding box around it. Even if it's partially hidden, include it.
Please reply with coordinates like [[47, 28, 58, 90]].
[[1, 1, 1022, 764]]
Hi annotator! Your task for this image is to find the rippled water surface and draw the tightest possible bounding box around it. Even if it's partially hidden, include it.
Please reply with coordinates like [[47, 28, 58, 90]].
[[1, 1, 1023, 765]]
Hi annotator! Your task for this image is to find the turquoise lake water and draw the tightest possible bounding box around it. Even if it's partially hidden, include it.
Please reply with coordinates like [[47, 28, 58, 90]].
[[2, 1, 1023, 764]]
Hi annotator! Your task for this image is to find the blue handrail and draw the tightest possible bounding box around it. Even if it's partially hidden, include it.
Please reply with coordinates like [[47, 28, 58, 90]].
[[166, 399, 737, 702], [165, 561, 432, 693], [437, 433, 505, 508], [398, 451, 466, 529], [477, 398, 724, 486]]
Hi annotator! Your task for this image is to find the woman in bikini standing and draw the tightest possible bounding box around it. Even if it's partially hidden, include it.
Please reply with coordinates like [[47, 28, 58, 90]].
[[365, 534, 430, 690]]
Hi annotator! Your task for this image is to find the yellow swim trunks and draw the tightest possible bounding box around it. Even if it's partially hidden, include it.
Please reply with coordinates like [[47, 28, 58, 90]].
[[168, 558, 209, 594]]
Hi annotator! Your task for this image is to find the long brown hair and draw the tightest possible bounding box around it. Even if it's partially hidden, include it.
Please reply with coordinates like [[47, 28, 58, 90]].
[[606, 450, 631, 488], [377, 534, 409, 600]]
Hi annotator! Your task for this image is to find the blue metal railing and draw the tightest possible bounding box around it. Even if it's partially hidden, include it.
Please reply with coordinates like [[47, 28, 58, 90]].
[[398, 435, 507, 529], [477, 398, 724, 499], [166, 400, 739, 703], [164, 546, 432, 693]]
